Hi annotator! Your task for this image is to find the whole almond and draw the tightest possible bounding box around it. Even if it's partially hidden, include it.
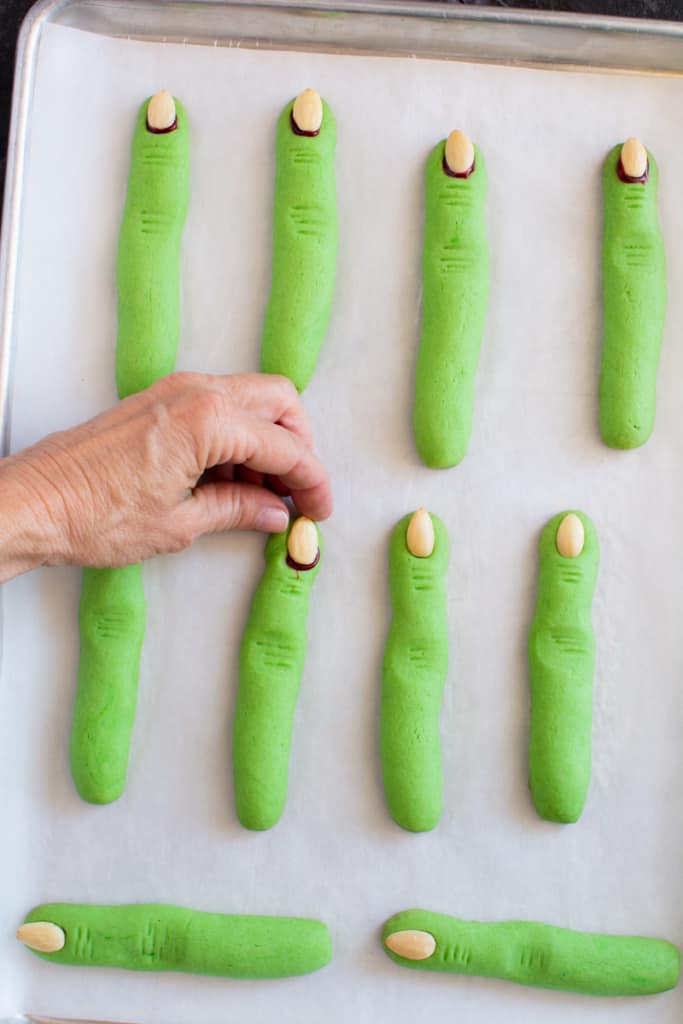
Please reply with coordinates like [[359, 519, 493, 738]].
[[406, 508, 435, 558], [292, 88, 323, 134], [556, 513, 585, 558], [444, 130, 474, 175], [17, 921, 66, 953], [287, 516, 319, 566], [620, 137, 648, 180], [385, 929, 437, 961], [147, 90, 176, 132]]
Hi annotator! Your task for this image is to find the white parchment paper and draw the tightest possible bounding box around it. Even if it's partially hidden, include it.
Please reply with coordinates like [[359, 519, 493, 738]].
[[2, 20, 683, 1023]]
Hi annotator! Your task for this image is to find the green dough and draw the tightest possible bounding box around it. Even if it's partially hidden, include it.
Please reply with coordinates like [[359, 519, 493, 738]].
[[116, 97, 190, 398], [528, 511, 599, 823], [71, 565, 146, 804], [381, 512, 449, 831], [233, 523, 321, 830], [414, 140, 489, 468], [71, 96, 190, 804], [600, 143, 666, 449], [261, 97, 337, 392], [382, 910, 680, 997], [23, 903, 332, 979]]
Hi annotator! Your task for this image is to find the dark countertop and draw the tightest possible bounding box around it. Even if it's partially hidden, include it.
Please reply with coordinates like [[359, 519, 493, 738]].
[[1, 0, 682, 201]]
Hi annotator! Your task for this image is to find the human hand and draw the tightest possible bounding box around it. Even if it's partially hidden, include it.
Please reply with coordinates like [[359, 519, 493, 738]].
[[0, 371, 332, 579]]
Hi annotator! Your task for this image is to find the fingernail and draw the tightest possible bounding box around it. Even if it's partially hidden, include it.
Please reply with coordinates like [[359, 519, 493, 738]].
[[258, 506, 290, 533]]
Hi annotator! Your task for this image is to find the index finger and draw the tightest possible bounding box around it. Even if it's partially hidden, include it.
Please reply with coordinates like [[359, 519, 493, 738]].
[[217, 373, 314, 448], [290, 477, 333, 522], [218, 413, 333, 521]]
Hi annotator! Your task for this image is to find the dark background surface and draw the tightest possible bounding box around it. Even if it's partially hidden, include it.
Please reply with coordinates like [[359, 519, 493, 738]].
[[1, 0, 682, 201]]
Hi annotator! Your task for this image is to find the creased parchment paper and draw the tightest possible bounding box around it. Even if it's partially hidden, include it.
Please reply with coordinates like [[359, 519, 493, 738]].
[[2, 19, 683, 1024]]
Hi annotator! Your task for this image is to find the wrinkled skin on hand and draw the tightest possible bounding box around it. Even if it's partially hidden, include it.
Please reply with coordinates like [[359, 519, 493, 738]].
[[0, 371, 333, 578]]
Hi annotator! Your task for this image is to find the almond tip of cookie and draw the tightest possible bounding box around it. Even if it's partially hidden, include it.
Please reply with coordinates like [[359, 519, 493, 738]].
[[17, 921, 66, 953], [444, 130, 474, 175], [620, 137, 648, 180], [385, 929, 436, 960], [292, 88, 323, 134], [406, 508, 435, 558], [287, 516, 319, 567], [147, 90, 176, 131], [556, 512, 585, 558]]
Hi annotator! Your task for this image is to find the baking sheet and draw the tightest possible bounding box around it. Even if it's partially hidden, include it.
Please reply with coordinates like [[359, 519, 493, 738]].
[[2, 18, 683, 1023]]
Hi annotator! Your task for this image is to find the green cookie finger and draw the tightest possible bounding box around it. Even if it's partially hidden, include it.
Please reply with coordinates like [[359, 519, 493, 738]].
[[600, 138, 666, 449], [414, 130, 489, 468], [71, 565, 146, 804], [261, 89, 337, 392], [528, 511, 599, 823], [116, 92, 190, 398], [19, 903, 332, 980], [233, 517, 322, 830], [382, 909, 679, 997], [71, 93, 190, 804], [381, 509, 450, 832]]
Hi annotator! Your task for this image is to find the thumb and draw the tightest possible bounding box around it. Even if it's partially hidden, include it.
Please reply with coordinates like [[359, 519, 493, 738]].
[[178, 481, 290, 538]]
